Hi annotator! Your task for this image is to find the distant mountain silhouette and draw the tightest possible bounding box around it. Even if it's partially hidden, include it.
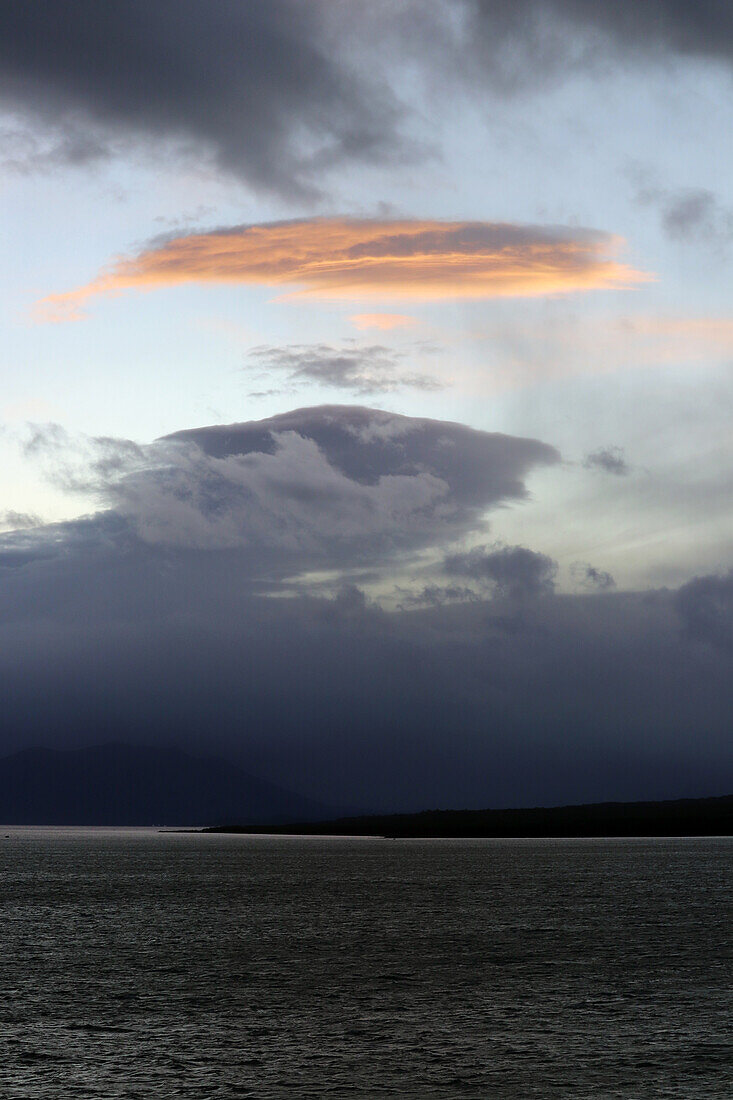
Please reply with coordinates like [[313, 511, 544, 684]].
[[0, 743, 335, 825], [207, 794, 733, 838]]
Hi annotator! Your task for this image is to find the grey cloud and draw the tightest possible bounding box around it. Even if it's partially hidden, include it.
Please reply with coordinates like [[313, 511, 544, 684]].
[[4, 2, 733, 197], [21, 422, 147, 497], [0, 0, 414, 199], [427, 2, 733, 90], [153, 205, 216, 230], [21, 406, 559, 576], [0, 512, 132, 575], [662, 189, 733, 245], [0, 120, 115, 174], [395, 583, 479, 610], [629, 167, 733, 247], [584, 446, 629, 476], [248, 343, 442, 396], [443, 543, 557, 599], [340, 0, 733, 117], [0, 510, 42, 532], [89, 436, 148, 480], [141, 407, 558, 566], [344, 221, 605, 257], [571, 562, 616, 592], [675, 570, 733, 650], [22, 421, 68, 457]]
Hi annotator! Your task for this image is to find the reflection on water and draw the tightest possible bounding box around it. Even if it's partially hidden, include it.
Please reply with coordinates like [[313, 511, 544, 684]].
[[1, 831, 731, 1098]]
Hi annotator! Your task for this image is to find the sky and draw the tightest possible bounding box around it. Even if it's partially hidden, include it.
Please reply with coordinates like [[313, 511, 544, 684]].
[[1, 1, 732, 810]]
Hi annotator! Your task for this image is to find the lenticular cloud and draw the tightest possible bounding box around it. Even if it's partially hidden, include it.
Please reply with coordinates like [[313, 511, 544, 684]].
[[36, 218, 649, 321], [4, 406, 559, 578], [122, 405, 560, 564]]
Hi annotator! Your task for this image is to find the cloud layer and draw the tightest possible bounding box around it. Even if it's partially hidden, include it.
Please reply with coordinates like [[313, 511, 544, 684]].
[[0, 0, 411, 198], [4, 2, 733, 198], [2, 406, 731, 810], [1, 536, 731, 811], [36, 218, 648, 320]]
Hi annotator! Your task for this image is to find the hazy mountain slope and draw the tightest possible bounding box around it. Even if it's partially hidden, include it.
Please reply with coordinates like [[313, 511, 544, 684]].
[[0, 743, 335, 825]]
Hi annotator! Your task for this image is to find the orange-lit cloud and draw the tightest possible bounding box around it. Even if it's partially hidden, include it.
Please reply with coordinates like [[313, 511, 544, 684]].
[[350, 312, 417, 330], [35, 217, 650, 321]]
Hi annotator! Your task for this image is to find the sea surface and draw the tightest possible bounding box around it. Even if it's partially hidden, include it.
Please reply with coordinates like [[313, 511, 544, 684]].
[[0, 831, 730, 1099]]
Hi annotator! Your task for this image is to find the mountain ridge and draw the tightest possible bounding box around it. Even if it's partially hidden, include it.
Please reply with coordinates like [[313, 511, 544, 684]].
[[0, 743, 336, 825]]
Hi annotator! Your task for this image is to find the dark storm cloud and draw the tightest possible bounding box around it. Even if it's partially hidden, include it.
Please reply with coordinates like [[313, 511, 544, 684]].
[[675, 570, 733, 650], [443, 544, 557, 598], [5, 408, 732, 811], [5, 2, 733, 198], [583, 446, 629, 476], [247, 343, 441, 396], [0, 542, 731, 811], [0, 0, 411, 198]]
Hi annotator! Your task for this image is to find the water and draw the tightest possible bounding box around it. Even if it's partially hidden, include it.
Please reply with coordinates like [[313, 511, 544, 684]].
[[0, 831, 730, 1098]]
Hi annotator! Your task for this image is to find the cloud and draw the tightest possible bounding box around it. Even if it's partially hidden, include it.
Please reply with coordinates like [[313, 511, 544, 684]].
[[662, 189, 733, 244], [629, 167, 733, 249], [3, 409, 733, 810], [350, 313, 417, 331], [35, 217, 649, 321], [395, 583, 479, 609], [246, 341, 441, 395], [584, 446, 629, 476], [246, 389, 286, 400], [0, 510, 42, 532], [4, 3, 733, 202], [152, 406, 559, 566], [0, 0, 415, 199], [675, 571, 733, 650], [0, 541, 731, 810], [571, 562, 616, 592], [19, 406, 559, 577], [443, 543, 557, 599], [0, 119, 115, 175], [397, 1, 733, 93], [19, 422, 147, 497]]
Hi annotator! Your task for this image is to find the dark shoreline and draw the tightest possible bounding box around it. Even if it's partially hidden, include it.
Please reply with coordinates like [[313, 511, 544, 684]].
[[203, 793, 732, 838]]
